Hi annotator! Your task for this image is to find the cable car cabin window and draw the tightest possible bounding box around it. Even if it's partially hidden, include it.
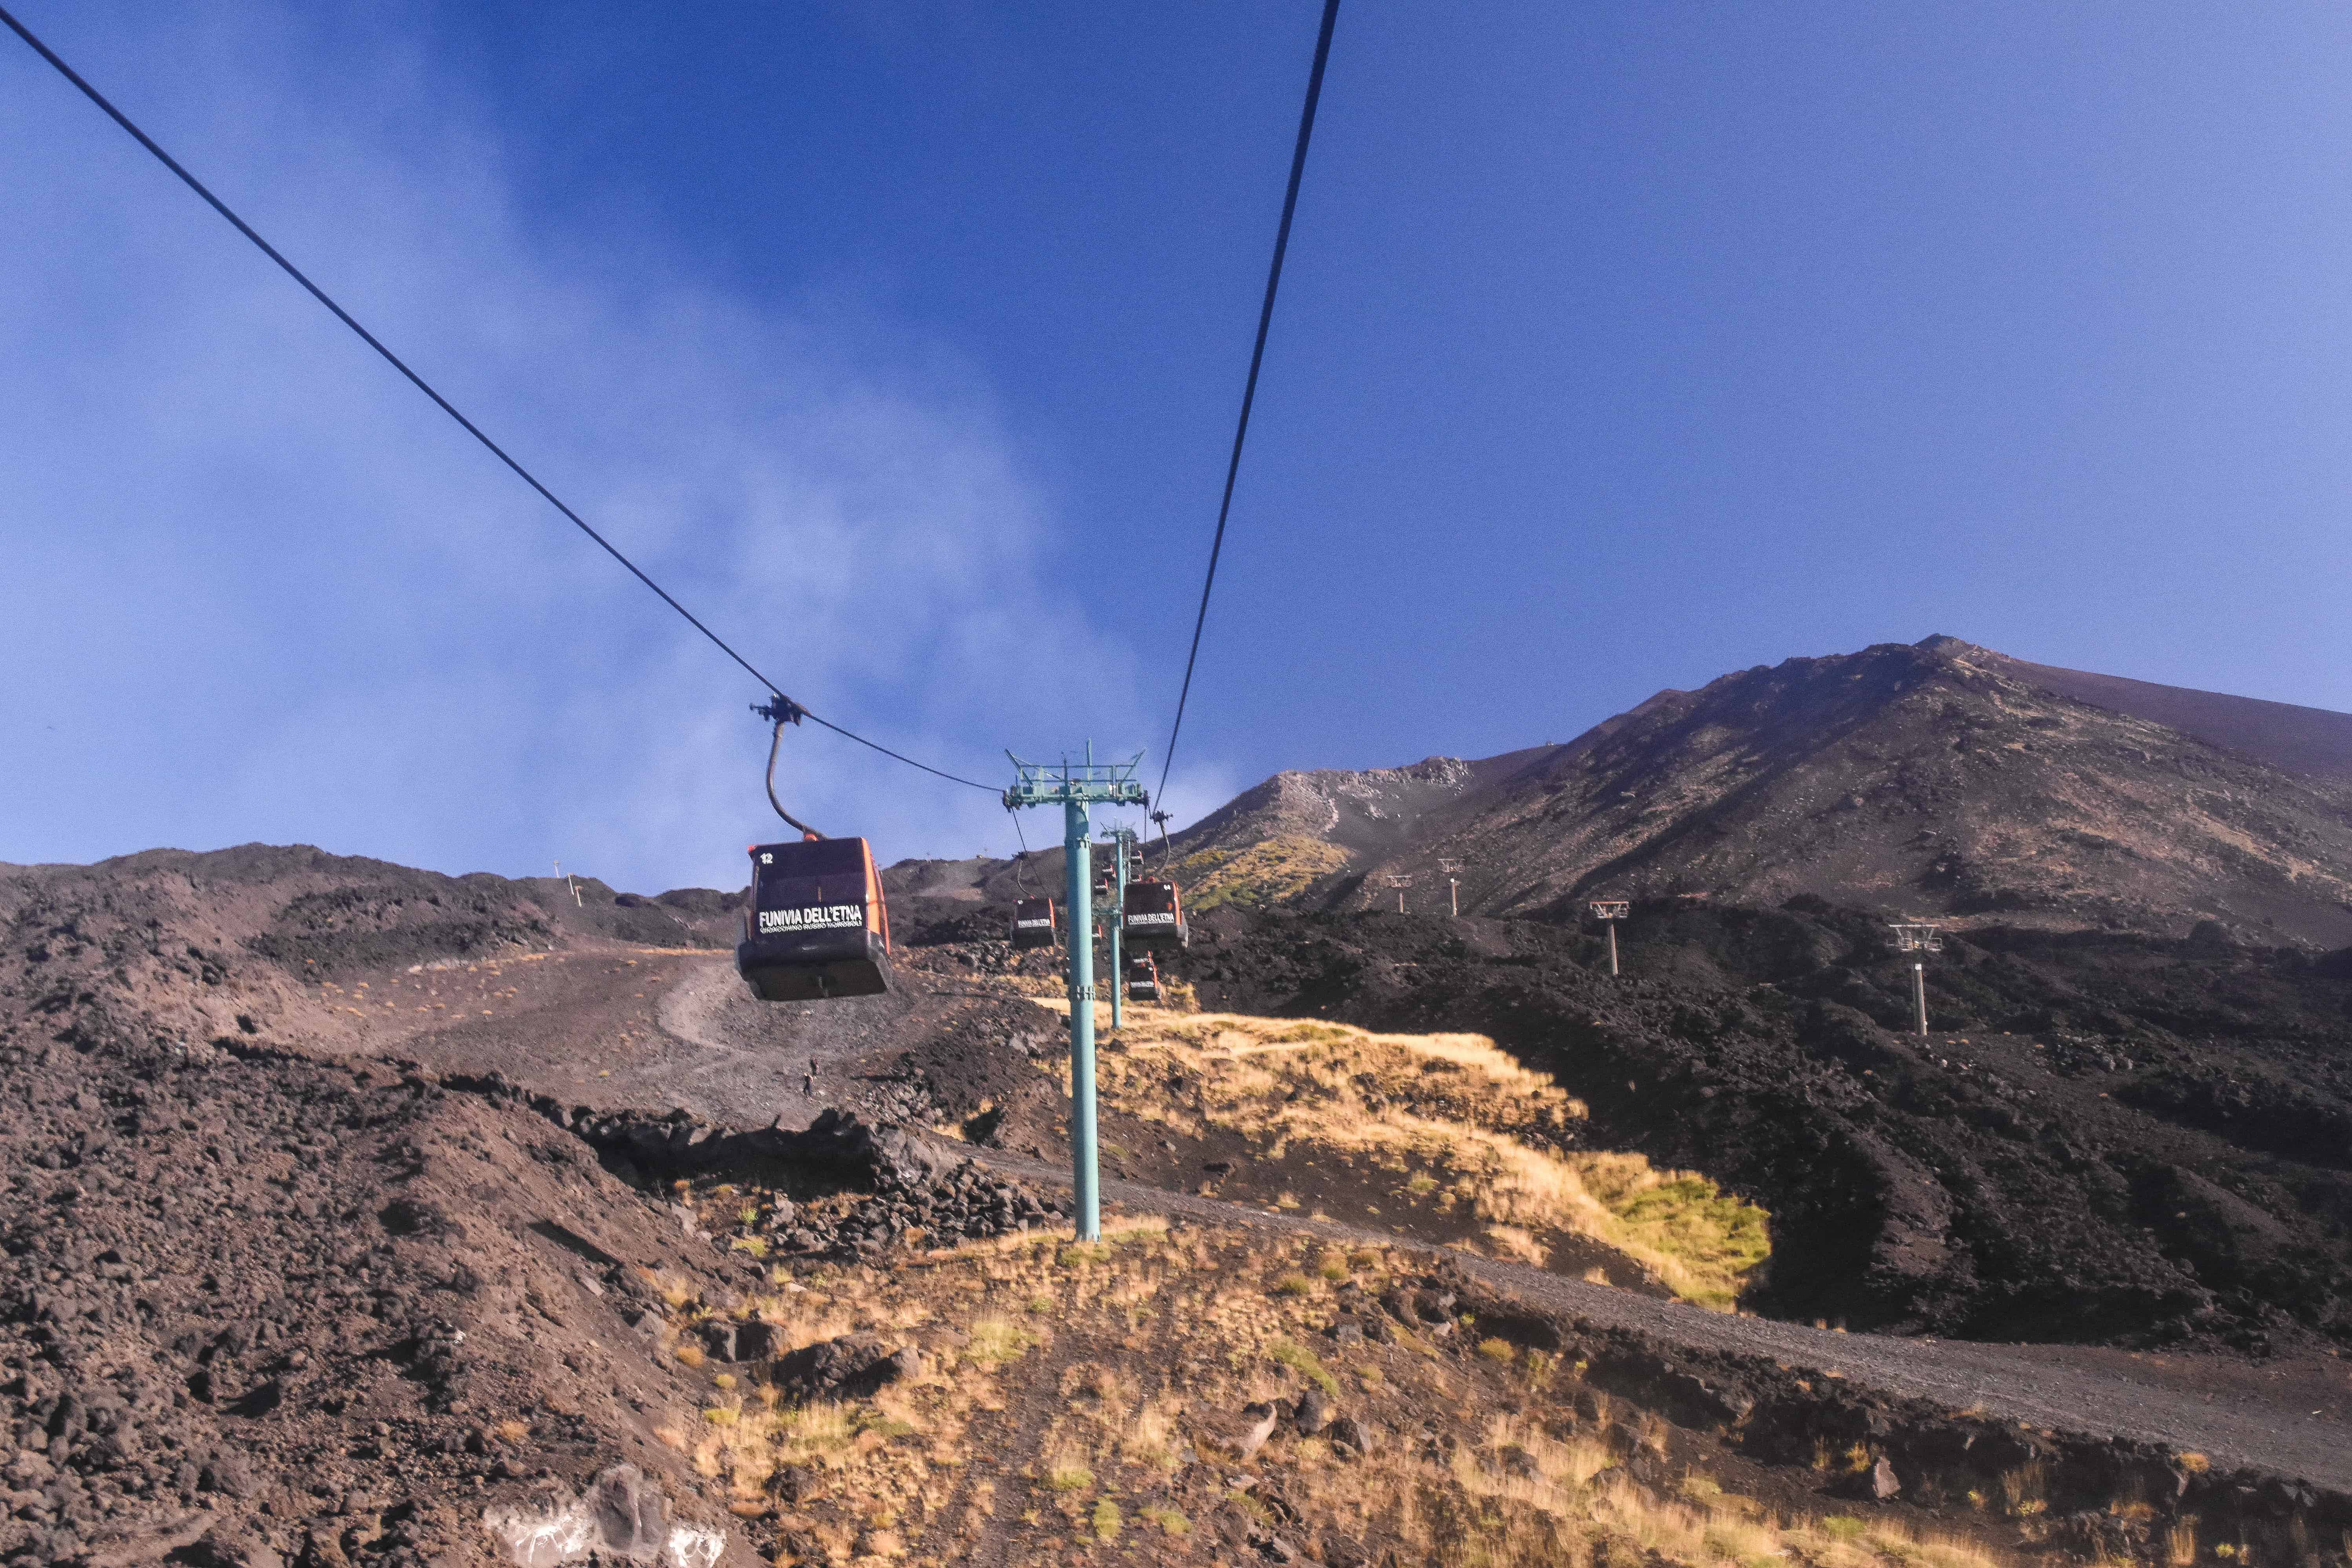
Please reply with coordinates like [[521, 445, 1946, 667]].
[[738, 838, 891, 1002], [1011, 897, 1058, 951], [1121, 877, 1188, 949]]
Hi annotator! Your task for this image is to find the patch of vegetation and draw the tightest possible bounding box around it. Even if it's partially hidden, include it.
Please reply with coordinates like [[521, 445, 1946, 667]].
[[1175, 835, 1354, 913], [1584, 1165, 1772, 1310], [1084, 1009, 1772, 1307], [1140, 1503, 1191, 1537], [647, 1203, 1976, 1568], [1270, 1338, 1341, 1396], [966, 1314, 1038, 1366]]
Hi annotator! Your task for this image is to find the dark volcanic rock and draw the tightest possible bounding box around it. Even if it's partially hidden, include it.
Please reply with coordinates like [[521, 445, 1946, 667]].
[[544, 1100, 1058, 1261], [771, 1333, 915, 1403], [1187, 898, 2352, 1349], [0, 907, 745, 1566]]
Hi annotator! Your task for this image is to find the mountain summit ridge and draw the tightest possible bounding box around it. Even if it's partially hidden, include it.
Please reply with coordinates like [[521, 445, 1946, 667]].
[[1153, 636, 2352, 944]]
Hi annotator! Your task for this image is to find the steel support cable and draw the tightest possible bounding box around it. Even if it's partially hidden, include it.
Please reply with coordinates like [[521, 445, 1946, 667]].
[[797, 712, 995, 791], [0, 3, 997, 796], [1154, 0, 1341, 810]]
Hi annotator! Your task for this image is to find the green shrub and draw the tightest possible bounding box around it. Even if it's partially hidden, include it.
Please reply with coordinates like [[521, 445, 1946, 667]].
[[1270, 1338, 1341, 1396]]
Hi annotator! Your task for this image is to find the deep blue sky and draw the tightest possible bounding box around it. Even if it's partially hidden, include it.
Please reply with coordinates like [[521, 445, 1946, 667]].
[[7, 1, 2352, 890]]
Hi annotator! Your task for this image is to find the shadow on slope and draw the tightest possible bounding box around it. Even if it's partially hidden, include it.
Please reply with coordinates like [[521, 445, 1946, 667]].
[[1176, 898, 2352, 1352]]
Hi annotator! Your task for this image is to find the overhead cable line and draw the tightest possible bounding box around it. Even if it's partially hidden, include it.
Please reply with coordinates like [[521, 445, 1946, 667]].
[[1154, 0, 1342, 809], [0, 3, 996, 796]]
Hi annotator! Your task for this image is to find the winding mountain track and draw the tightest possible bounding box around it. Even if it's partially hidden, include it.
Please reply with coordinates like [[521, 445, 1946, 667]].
[[369, 947, 967, 1127], [410, 951, 2352, 1493]]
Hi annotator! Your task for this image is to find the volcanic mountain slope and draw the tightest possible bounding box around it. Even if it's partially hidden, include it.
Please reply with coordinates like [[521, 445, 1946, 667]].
[[1993, 647, 2352, 785], [0, 842, 735, 987], [1178, 896, 2352, 1354], [873, 755, 1546, 932], [9, 843, 2352, 1566], [1117, 636, 2352, 945]]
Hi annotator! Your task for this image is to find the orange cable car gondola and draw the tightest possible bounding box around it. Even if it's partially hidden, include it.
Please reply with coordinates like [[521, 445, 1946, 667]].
[[1007, 849, 1058, 950], [1124, 953, 1161, 1004], [739, 837, 891, 1000], [1121, 876, 1188, 950], [736, 697, 893, 1002], [1011, 897, 1058, 950]]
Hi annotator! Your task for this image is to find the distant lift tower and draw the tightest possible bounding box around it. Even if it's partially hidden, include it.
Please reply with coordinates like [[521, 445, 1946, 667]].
[[1004, 746, 1148, 1242], [1098, 825, 1140, 1031], [1889, 922, 1943, 1037], [1438, 858, 1464, 917], [1385, 874, 1414, 914], [1589, 900, 1630, 977]]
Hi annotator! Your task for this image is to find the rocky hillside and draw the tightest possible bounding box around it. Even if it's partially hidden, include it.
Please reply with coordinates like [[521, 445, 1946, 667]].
[[1135, 636, 2352, 945], [7, 844, 2351, 1566], [1180, 897, 2352, 1354], [1994, 646, 2352, 784], [0, 843, 737, 992]]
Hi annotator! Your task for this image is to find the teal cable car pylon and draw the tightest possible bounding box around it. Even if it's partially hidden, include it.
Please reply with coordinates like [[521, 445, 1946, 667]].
[[1004, 744, 1148, 1241], [1100, 824, 1141, 1032]]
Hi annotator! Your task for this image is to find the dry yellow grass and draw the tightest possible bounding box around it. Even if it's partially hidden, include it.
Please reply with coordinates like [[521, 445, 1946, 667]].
[[634, 1210, 1994, 1568], [1170, 834, 1355, 911], [1044, 1007, 1770, 1308], [1304, 1406, 2005, 1568]]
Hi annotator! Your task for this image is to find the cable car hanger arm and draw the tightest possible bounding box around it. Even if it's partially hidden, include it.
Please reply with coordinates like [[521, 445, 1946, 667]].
[[1007, 805, 1038, 893], [755, 697, 823, 838]]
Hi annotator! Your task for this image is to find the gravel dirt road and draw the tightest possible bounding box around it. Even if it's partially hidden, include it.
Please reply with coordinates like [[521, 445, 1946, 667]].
[[359, 948, 972, 1130]]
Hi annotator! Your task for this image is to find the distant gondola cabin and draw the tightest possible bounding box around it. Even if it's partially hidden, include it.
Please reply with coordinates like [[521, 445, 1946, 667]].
[[1011, 897, 1058, 950], [737, 838, 891, 1001], [1125, 955, 1161, 1003], [1121, 877, 1188, 950]]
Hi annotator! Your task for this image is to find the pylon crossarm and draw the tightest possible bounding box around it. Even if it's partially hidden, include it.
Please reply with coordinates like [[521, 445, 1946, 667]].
[[1888, 922, 1944, 953], [1002, 751, 1149, 809]]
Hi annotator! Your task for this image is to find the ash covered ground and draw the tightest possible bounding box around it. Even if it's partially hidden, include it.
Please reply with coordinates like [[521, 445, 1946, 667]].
[[4, 845, 2352, 1567]]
